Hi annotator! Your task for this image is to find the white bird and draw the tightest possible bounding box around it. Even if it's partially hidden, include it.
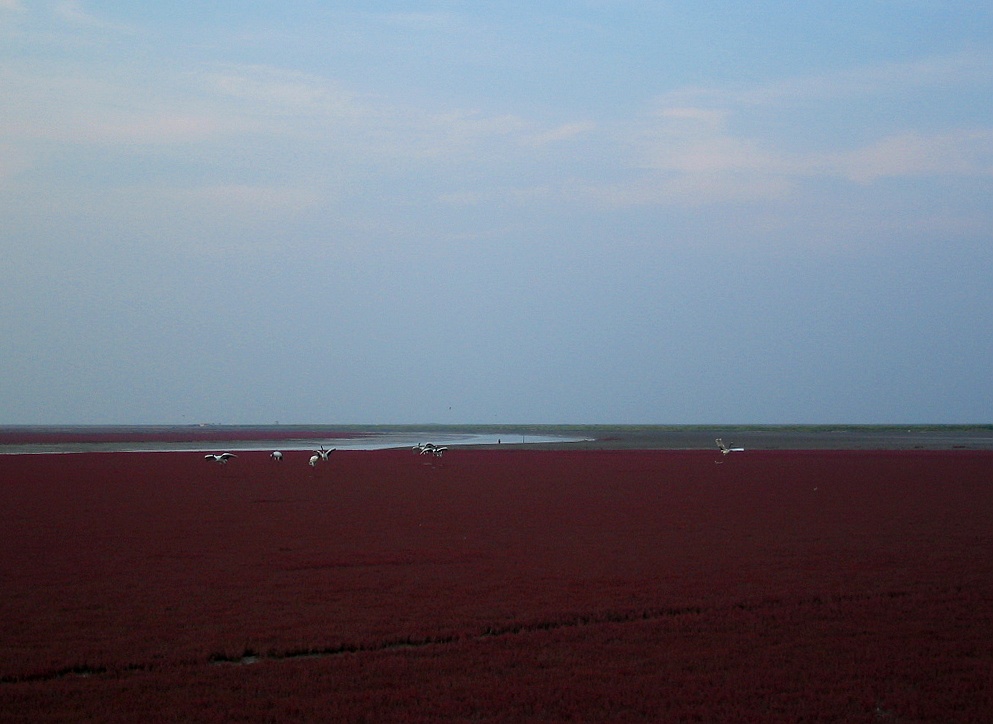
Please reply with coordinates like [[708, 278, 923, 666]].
[[430, 446, 448, 457], [205, 453, 237, 464], [313, 445, 335, 461], [309, 454, 320, 467], [413, 442, 437, 454], [716, 438, 745, 455], [270, 451, 283, 462]]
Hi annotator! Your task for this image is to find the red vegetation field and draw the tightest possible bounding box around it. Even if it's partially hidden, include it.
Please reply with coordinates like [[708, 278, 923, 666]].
[[1, 448, 992, 721]]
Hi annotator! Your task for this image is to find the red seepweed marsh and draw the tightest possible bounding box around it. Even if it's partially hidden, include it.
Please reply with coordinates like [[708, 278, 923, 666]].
[[2, 440, 992, 721]]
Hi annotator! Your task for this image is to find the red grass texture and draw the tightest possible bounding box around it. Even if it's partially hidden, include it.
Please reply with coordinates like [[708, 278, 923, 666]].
[[2, 448, 992, 721]]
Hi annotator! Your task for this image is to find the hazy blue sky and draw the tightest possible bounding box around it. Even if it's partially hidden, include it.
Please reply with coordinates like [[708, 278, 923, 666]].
[[2, 1, 992, 424]]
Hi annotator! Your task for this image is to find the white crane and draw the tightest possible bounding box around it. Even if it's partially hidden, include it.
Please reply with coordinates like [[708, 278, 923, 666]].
[[313, 445, 334, 461], [415, 443, 448, 457], [308, 454, 320, 467], [413, 443, 448, 459], [270, 451, 283, 462], [716, 438, 745, 455], [205, 453, 237, 464]]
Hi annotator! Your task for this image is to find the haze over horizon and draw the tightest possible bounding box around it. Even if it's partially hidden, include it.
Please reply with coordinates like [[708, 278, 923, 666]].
[[2, 2, 991, 425]]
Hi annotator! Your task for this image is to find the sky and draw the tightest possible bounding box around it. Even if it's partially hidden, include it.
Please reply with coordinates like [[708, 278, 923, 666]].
[[2, 1, 992, 425]]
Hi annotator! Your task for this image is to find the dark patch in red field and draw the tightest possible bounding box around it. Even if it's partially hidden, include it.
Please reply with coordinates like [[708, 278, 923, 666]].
[[1, 449, 991, 721]]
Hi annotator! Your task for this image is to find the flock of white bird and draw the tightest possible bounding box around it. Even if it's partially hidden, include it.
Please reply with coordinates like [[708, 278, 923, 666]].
[[206, 439, 741, 466], [412, 442, 448, 457], [204, 442, 451, 466], [203, 446, 336, 466], [308, 445, 334, 467]]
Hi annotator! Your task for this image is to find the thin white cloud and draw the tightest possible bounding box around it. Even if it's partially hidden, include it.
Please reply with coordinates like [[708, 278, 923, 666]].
[[1, 51, 591, 224], [656, 107, 726, 128], [197, 65, 546, 163], [6, 12, 991, 223], [164, 184, 323, 215], [427, 110, 529, 146], [437, 190, 483, 206], [608, 121, 993, 207], [571, 172, 793, 209], [827, 129, 993, 183], [525, 121, 597, 147], [609, 103, 799, 204], [661, 49, 993, 109], [89, 114, 224, 145], [54, 0, 134, 33], [443, 119, 993, 211], [0, 64, 228, 145], [202, 65, 356, 117], [641, 134, 772, 176], [595, 50, 993, 206], [373, 11, 461, 33]]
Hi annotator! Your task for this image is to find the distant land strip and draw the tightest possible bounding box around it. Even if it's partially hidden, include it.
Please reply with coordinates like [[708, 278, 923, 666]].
[[1, 424, 991, 450]]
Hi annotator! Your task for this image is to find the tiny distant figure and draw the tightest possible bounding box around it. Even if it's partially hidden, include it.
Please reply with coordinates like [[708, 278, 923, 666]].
[[205, 453, 237, 464], [716, 438, 745, 455], [413, 443, 437, 455], [309, 454, 320, 467], [430, 446, 448, 458], [270, 451, 283, 462]]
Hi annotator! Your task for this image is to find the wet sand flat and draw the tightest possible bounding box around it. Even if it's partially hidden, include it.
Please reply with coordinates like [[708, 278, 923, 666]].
[[3, 424, 991, 454], [511, 425, 993, 450]]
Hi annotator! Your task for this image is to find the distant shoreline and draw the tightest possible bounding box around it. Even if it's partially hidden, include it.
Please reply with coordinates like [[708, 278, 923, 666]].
[[1, 424, 991, 451]]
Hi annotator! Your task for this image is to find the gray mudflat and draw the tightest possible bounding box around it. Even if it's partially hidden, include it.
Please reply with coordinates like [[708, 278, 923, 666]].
[[495, 426, 993, 451]]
